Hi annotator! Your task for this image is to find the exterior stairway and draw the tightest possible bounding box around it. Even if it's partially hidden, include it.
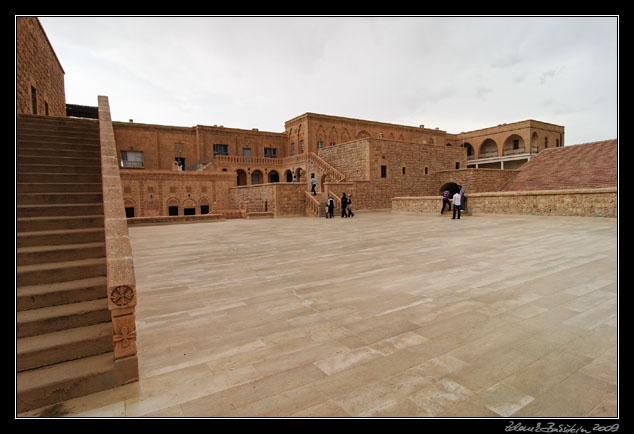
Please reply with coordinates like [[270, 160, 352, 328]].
[[16, 115, 119, 413]]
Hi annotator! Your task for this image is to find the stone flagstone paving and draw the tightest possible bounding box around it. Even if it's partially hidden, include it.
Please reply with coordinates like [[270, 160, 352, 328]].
[[19, 211, 618, 418]]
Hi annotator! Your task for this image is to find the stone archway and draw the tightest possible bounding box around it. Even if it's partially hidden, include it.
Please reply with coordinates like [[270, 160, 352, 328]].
[[439, 182, 460, 196], [268, 170, 280, 183], [285, 170, 293, 182], [251, 170, 263, 185], [236, 169, 247, 186], [478, 138, 498, 159]]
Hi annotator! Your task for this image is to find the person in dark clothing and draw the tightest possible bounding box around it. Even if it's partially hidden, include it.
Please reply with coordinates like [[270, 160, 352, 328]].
[[347, 194, 354, 217], [341, 193, 348, 218], [441, 189, 452, 213], [327, 196, 334, 219]]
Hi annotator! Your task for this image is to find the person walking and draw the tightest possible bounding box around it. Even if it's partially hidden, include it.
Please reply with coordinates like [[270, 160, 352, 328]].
[[452, 190, 462, 219], [311, 174, 317, 195], [328, 196, 334, 219], [347, 194, 354, 217], [441, 189, 451, 214], [341, 193, 348, 218]]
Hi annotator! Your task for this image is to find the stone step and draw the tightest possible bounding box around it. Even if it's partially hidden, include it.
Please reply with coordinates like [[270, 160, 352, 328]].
[[17, 203, 104, 218], [17, 276, 107, 311], [16, 182, 102, 194], [17, 322, 113, 372], [16, 257, 107, 287], [17, 154, 101, 167], [16, 298, 110, 338], [17, 172, 103, 184], [16, 352, 125, 413], [17, 242, 106, 266], [16, 125, 100, 138], [17, 227, 105, 248], [17, 114, 98, 130], [17, 214, 104, 232], [17, 139, 101, 153], [16, 132, 100, 145], [17, 147, 101, 160], [17, 191, 103, 205], [16, 163, 101, 175]]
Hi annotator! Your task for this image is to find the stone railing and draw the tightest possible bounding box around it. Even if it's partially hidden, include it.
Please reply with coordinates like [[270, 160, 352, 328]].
[[308, 152, 346, 182], [327, 190, 342, 210], [304, 190, 321, 216], [215, 155, 284, 166], [97, 96, 139, 380]]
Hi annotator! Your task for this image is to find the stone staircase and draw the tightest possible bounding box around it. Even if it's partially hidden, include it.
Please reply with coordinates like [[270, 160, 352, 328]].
[[16, 115, 120, 413]]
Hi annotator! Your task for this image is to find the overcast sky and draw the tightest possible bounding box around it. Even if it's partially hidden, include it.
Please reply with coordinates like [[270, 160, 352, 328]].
[[36, 16, 618, 146]]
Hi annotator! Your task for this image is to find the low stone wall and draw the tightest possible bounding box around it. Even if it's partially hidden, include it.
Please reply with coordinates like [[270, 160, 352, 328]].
[[229, 182, 307, 217], [126, 213, 225, 226], [392, 187, 617, 218]]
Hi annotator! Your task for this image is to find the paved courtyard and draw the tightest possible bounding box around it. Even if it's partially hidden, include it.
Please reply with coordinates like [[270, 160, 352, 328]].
[[26, 211, 618, 418]]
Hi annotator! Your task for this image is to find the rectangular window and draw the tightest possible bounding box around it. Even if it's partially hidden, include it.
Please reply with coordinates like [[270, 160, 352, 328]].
[[120, 151, 144, 168], [168, 206, 179, 216], [300, 140, 304, 153], [402, 167, 406, 175], [214, 144, 229, 156], [184, 208, 196, 216], [125, 207, 135, 218], [242, 148, 251, 157], [31, 86, 37, 114], [381, 165, 387, 178], [317, 141, 323, 149], [200, 205, 209, 215], [330, 142, 336, 147], [264, 147, 277, 158], [291, 143, 295, 155], [456, 162, 460, 169], [45, 102, 49, 116], [513, 139, 519, 150]]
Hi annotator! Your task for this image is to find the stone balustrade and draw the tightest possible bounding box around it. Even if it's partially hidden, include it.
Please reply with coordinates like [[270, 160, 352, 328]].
[[97, 95, 139, 378]]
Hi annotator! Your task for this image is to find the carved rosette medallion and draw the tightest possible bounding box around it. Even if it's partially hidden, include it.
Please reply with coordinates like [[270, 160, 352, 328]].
[[113, 326, 137, 348], [110, 285, 135, 307]]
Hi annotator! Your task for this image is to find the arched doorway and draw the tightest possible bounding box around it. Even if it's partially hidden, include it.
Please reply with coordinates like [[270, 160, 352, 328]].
[[439, 182, 460, 196], [285, 170, 293, 182], [503, 134, 526, 156], [462, 142, 475, 160], [236, 169, 247, 186], [295, 168, 303, 182], [251, 170, 263, 185], [478, 139, 498, 159], [268, 170, 280, 183]]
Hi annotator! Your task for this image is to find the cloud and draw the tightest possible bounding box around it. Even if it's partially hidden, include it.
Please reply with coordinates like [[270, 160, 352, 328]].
[[36, 16, 618, 146]]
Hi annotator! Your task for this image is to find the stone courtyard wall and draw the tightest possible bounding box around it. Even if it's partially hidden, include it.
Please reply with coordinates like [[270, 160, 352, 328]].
[[229, 183, 306, 216], [120, 170, 235, 217], [392, 187, 617, 218]]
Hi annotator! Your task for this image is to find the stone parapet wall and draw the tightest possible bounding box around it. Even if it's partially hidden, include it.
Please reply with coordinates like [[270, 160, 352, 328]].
[[393, 187, 617, 218], [229, 182, 306, 217]]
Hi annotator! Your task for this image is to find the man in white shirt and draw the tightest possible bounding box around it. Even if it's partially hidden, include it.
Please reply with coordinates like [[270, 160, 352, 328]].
[[452, 191, 461, 219]]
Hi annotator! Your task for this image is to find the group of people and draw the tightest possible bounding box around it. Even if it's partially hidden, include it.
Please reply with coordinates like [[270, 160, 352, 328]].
[[441, 186, 467, 220], [325, 192, 354, 218]]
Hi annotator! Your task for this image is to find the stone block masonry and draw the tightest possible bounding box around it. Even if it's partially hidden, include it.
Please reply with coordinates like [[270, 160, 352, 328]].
[[393, 187, 617, 218]]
